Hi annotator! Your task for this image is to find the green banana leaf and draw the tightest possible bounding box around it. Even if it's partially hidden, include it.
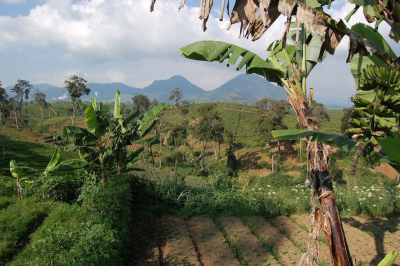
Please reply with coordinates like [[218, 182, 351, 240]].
[[84, 98, 109, 138], [43, 148, 60, 176], [140, 103, 167, 123], [10, 160, 36, 178], [350, 23, 397, 87], [180, 41, 285, 85], [113, 90, 123, 120], [377, 251, 399, 266], [272, 129, 357, 151], [63, 126, 97, 143], [377, 137, 400, 164], [123, 111, 140, 128], [271, 129, 397, 168], [363, 0, 381, 23]]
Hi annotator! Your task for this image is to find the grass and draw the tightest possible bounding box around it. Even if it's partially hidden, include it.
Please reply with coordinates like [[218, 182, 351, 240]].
[[0, 136, 79, 175]]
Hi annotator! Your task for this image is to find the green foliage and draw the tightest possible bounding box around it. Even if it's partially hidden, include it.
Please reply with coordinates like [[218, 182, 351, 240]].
[[0, 199, 51, 265], [0, 197, 16, 210], [0, 178, 16, 198], [23, 173, 84, 203], [64, 90, 167, 184], [340, 108, 353, 134], [132, 93, 150, 114], [9, 203, 120, 266], [79, 175, 132, 231], [0, 137, 79, 176]]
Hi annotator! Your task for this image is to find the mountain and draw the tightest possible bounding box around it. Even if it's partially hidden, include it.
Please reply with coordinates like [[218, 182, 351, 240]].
[[4, 74, 289, 105], [203, 74, 286, 104], [142, 75, 205, 103]]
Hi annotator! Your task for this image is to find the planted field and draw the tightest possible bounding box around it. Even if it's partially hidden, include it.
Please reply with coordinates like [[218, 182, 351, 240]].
[[127, 214, 400, 266], [0, 138, 78, 175]]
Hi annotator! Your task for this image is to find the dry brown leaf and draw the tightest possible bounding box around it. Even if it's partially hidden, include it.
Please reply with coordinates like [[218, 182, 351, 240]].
[[178, 0, 186, 11], [219, 0, 226, 20], [278, 0, 297, 17], [296, 3, 326, 37], [229, 0, 259, 37], [199, 0, 214, 31], [259, 0, 282, 27], [150, 0, 156, 12], [245, 17, 268, 40]]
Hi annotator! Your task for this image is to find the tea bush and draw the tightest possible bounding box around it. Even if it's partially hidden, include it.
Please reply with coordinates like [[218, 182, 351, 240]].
[[0, 197, 16, 210], [0, 199, 52, 265]]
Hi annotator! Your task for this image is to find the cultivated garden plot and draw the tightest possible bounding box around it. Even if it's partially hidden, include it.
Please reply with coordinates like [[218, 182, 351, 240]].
[[186, 216, 239, 266], [161, 215, 200, 266], [271, 216, 331, 264], [244, 216, 303, 265], [341, 216, 400, 248], [219, 217, 280, 266]]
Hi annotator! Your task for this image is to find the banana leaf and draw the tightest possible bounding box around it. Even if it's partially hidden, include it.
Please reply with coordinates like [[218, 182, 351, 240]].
[[140, 103, 167, 123], [43, 148, 60, 176], [271, 129, 399, 168]]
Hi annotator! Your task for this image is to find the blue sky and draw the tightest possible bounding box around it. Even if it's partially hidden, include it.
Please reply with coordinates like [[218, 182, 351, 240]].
[[0, 0, 397, 106]]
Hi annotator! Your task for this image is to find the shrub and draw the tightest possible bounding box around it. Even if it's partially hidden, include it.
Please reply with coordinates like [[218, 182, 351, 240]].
[[0, 197, 16, 210], [25, 174, 84, 203], [10, 203, 121, 266], [0, 199, 52, 265], [0, 178, 15, 198]]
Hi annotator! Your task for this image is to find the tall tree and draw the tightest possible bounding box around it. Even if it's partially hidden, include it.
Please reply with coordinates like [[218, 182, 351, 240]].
[[64, 75, 90, 126], [10, 97, 18, 130], [33, 89, 48, 121], [11, 80, 32, 119], [0, 82, 9, 124], [132, 93, 150, 114], [169, 88, 183, 107], [167, 124, 187, 173]]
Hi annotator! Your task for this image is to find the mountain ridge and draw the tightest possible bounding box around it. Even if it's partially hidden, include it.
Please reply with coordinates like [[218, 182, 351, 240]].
[[5, 74, 345, 106]]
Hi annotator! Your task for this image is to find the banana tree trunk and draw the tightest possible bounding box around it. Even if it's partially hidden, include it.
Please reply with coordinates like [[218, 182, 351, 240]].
[[288, 95, 353, 266]]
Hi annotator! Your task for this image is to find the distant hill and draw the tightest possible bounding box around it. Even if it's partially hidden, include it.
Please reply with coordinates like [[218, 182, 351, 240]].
[[4, 74, 292, 105], [203, 74, 286, 104]]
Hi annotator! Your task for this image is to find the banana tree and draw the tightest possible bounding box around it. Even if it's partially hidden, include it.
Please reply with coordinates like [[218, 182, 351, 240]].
[[9, 148, 66, 200], [180, 35, 355, 264], [63, 90, 167, 187]]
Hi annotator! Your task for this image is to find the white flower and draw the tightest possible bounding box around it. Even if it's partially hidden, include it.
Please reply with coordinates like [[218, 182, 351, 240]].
[[373, 204, 376, 207], [267, 185, 271, 187], [258, 188, 262, 191], [379, 197, 383, 200], [272, 192, 276, 194], [251, 188, 255, 191]]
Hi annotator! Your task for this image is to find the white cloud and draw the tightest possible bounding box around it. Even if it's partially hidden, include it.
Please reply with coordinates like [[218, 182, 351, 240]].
[[105, 70, 126, 83], [0, 0, 396, 106], [29, 54, 47, 60], [57, 53, 73, 60], [135, 79, 154, 88]]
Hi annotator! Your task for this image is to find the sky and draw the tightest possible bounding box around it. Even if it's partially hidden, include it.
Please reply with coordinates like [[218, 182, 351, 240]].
[[0, 0, 398, 106]]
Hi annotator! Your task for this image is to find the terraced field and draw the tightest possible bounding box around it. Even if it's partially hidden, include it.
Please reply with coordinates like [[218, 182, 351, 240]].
[[130, 214, 400, 266]]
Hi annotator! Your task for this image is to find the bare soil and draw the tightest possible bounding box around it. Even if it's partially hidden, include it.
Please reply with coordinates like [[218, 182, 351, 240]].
[[128, 214, 399, 266]]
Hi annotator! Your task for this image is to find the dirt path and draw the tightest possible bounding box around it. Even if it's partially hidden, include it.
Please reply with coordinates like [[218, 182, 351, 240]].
[[129, 214, 400, 266]]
